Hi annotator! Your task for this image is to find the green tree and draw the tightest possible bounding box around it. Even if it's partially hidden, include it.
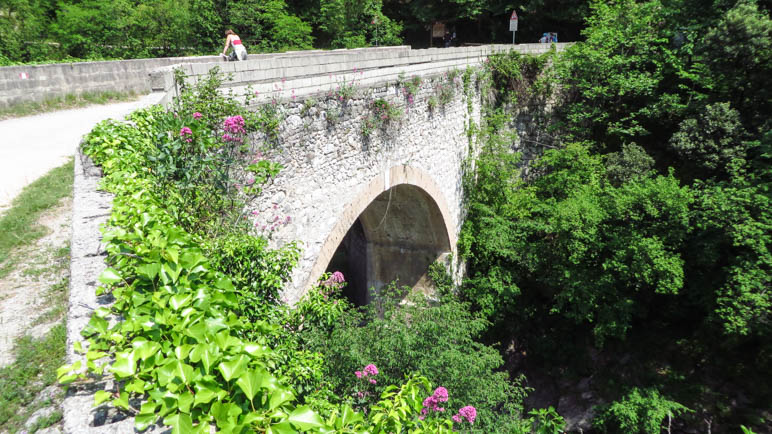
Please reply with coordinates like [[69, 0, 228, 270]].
[[557, 0, 693, 152], [699, 0, 772, 133], [460, 142, 693, 346], [227, 0, 313, 52]]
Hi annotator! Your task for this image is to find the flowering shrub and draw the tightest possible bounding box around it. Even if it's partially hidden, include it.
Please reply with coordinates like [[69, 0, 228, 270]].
[[222, 114, 246, 142], [361, 98, 402, 137], [178, 126, 193, 142], [420, 386, 449, 419], [400, 74, 422, 105], [453, 405, 477, 424]]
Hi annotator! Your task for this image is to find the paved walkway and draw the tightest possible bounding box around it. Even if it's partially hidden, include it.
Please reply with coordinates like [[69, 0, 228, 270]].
[[0, 93, 163, 214]]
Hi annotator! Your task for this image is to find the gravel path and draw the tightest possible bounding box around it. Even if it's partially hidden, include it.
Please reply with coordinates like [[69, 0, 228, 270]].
[[0, 93, 163, 214]]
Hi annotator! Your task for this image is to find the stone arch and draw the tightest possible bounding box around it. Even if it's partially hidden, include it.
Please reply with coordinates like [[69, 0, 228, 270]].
[[304, 165, 456, 302]]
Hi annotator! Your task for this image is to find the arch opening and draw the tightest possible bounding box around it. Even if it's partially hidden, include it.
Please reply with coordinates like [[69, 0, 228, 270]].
[[324, 184, 451, 305]]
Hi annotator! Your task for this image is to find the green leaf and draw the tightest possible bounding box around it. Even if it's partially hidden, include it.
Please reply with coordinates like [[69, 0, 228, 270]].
[[177, 392, 194, 413], [170, 293, 192, 311], [287, 406, 324, 430], [109, 351, 136, 378], [189, 343, 216, 374], [193, 382, 220, 405], [174, 360, 196, 385], [268, 388, 295, 410], [218, 355, 247, 382], [94, 390, 112, 406], [132, 340, 161, 360], [136, 263, 161, 279], [135, 412, 158, 432], [236, 370, 262, 401], [98, 268, 122, 285], [267, 422, 297, 434], [164, 413, 193, 434]]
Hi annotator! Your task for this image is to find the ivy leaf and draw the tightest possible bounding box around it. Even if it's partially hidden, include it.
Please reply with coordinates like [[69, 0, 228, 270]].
[[174, 360, 195, 385], [287, 406, 324, 430], [236, 369, 262, 401], [177, 392, 194, 413], [164, 413, 193, 434], [109, 350, 137, 378], [268, 388, 295, 410], [267, 422, 297, 434], [98, 268, 122, 285], [132, 339, 161, 360], [135, 412, 158, 432], [136, 263, 161, 280], [193, 382, 219, 406], [189, 343, 216, 374], [169, 293, 190, 311], [94, 390, 112, 406], [218, 355, 247, 382]]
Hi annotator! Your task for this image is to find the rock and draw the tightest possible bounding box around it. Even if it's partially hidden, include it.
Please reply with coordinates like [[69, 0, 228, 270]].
[[25, 406, 58, 430], [35, 425, 63, 434], [31, 384, 61, 408]]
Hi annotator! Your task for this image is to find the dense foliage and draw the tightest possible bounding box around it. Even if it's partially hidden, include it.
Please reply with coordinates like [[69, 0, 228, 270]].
[[461, 0, 771, 432]]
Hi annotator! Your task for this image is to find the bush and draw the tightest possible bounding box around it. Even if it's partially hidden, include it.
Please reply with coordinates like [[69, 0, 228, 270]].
[[594, 388, 690, 434], [301, 287, 528, 431]]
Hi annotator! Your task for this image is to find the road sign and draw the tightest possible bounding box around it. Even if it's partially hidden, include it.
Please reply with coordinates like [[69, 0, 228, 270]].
[[510, 11, 518, 31]]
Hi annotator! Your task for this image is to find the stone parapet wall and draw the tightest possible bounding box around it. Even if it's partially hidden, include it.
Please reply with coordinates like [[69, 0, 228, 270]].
[[0, 47, 406, 108], [0, 56, 220, 108], [153, 43, 571, 106]]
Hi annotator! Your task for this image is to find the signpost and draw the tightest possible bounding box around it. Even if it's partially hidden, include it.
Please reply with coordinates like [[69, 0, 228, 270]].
[[510, 10, 518, 44]]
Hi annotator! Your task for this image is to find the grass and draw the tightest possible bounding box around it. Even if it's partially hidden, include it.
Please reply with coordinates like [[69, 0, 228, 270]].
[[0, 323, 67, 433], [0, 90, 141, 120], [31, 276, 70, 328], [0, 159, 74, 278]]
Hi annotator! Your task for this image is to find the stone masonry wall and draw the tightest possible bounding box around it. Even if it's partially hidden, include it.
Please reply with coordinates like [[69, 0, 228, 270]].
[[247, 69, 483, 304]]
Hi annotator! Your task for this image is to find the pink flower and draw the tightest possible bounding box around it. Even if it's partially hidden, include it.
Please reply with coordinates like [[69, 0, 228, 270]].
[[285, 215, 291, 224], [364, 364, 378, 376], [452, 414, 461, 423], [251, 210, 259, 215], [433, 387, 448, 402], [369, 378, 377, 384], [355, 371, 363, 379], [331, 271, 345, 283], [192, 112, 202, 120], [179, 126, 193, 142], [421, 386, 450, 416], [455, 406, 476, 424], [223, 115, 246, 134]]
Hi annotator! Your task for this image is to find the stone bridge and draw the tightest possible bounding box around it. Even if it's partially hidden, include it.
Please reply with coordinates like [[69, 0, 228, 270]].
[[151, 43, 568, 305]]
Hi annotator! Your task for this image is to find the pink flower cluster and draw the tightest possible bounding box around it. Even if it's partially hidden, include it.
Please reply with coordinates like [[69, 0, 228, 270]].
[[331, 271, 345, 283], [179, 126, 193, 142], [420, 387, 448, 419], [452, 405, 477, 424], [355, 364, 379, 384], [192, 112, 202, 120], [222, 115, 246, 142]]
